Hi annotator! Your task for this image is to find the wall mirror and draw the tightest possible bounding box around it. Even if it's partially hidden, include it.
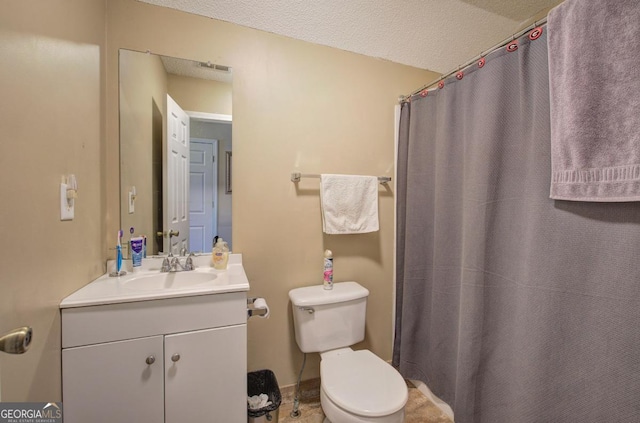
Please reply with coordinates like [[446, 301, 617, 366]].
[[119, 49, 232, 256]]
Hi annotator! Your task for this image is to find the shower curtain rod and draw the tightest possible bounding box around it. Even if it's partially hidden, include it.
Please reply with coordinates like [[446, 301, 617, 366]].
[[400, 17, 548, 102]]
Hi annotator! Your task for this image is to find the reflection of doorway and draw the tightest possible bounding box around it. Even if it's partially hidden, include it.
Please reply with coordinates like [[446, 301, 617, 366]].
[[189, 139, 218, 253], [187, 112, 233, 250]]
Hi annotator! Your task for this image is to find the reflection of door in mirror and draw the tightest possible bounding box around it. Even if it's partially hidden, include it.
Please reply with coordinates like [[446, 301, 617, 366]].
[[165, 94, 190, 255], [119, 49, 232, 255], [190, 139, 218, 254]]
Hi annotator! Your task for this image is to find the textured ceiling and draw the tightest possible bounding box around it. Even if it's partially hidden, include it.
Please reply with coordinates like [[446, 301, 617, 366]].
[[459, 0, 559, 21], [139, 0, 561, 73]]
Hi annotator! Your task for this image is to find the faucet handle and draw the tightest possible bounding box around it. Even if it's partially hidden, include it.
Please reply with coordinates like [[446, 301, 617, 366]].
[[185, 253, 195, 270], [180, 246, 188, 257], [161, 257, 171, 272], [169, 257, 181, 272]]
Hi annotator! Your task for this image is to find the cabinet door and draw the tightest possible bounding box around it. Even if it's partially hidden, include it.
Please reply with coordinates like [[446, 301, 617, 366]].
[[62, 336, 164, 423], [165, 324, 247, 423]]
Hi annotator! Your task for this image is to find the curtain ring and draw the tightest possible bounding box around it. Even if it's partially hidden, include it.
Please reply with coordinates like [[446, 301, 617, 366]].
[[529, 26, 543, 41]]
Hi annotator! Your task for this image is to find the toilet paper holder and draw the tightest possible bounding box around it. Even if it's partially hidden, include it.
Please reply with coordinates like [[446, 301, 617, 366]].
[[247, 297, 269, 318]]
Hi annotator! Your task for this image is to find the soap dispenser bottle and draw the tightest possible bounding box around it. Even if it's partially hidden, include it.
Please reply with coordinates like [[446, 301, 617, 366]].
[[212, 237, 229, 270]]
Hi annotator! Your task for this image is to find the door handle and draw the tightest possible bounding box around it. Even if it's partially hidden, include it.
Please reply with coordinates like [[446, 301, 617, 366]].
[[0, 327, 32, 354], [157, 230, 180, 239]]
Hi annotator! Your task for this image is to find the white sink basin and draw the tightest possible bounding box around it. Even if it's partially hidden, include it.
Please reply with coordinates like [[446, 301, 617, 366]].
[[59, 254, 250, 308], [124, 271, 216, 291]]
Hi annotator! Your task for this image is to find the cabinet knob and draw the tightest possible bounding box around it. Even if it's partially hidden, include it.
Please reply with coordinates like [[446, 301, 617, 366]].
[[171, 353, 181, 362], [145, 355, 156, 365]]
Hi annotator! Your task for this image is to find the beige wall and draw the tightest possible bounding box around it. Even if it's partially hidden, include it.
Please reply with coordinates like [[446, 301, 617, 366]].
[[0, 0, 106, 401], [106, 0, 438, 386], [0, 0, 561, 403], [119, 49, 168, 254], [168, 75, 232, 116]]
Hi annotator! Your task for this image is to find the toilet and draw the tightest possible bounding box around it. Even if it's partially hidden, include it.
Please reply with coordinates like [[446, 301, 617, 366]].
[[289, 282, 408, 423]]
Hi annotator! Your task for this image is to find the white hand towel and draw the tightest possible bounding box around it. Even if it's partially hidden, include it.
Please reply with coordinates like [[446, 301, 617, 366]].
[[320, 174, 379, 234]]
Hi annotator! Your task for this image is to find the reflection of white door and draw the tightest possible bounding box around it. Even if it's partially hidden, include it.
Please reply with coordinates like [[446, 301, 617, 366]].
[[189, 139, 218, 253], [164, 94, 189, 255]]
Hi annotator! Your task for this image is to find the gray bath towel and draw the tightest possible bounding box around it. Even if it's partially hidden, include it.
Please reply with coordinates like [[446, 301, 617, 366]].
[[548, 0, 640, 201]]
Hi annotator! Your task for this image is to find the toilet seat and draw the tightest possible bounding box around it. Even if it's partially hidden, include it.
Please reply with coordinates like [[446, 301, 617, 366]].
[[321, 350, 408, 417]]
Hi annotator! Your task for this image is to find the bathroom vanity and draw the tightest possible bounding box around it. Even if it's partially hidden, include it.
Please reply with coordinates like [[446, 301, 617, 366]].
[[60, 254, 250, 423]]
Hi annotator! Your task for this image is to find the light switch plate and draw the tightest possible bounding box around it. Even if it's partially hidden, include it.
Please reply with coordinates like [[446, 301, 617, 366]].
[[60, 183, 74, 221]]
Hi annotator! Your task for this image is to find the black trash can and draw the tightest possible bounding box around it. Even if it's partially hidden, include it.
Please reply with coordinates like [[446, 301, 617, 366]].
[[248, 369, 282, 422]]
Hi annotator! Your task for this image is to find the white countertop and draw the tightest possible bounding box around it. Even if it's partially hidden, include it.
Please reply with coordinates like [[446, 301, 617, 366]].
[[60, 253, 250, 309]]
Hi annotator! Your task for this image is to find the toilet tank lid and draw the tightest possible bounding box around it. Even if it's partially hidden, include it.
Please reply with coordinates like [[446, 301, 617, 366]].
[[289, 282, 369, 306]]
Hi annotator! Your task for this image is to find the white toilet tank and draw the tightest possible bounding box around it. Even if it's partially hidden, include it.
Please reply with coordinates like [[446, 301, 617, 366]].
[[289, 281, 369, 353]]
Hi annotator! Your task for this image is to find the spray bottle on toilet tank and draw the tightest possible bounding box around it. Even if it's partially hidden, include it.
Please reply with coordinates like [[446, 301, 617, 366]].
[[323, 249, 333, 290]]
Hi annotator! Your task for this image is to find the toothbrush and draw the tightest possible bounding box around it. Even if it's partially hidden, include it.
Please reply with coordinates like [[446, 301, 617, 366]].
[[116, 229, 123, 274]]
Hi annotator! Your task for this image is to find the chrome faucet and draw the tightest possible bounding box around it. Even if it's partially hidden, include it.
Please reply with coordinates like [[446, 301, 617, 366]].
[[162, 252, 195, 272]]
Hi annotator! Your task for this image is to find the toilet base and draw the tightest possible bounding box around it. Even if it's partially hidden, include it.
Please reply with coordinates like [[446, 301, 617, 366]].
[[321, 388, 405, 423]]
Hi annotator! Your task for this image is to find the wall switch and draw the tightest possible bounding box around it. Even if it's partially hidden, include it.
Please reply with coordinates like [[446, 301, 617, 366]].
[[60, 174, 77, 221], [60, 183, 74, 221]]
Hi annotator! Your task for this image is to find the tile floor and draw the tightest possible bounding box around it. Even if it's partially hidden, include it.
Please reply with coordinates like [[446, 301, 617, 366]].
[[277, 379, 453, 423]]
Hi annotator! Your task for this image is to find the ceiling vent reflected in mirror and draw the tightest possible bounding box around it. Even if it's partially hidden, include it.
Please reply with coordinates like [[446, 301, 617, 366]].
[[160, 56, 233, 84], [198, 62, 231, 73]]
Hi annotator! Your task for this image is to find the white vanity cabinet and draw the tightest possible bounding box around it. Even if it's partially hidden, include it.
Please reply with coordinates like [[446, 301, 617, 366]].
[[61, 292, 247, 423]]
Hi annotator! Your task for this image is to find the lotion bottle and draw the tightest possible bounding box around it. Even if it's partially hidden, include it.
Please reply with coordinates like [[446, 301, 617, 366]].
[[212, 237, 229, 270]]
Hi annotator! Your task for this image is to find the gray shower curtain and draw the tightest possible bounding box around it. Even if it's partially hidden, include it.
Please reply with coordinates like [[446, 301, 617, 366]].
[[394, 30, 640, 422]]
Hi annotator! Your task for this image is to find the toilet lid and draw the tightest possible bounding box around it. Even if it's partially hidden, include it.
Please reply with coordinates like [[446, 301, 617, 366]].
[[321, 350, 408, 417]]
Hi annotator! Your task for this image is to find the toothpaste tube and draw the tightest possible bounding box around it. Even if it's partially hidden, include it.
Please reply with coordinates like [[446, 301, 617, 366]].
[[130, 237, 144, 269]]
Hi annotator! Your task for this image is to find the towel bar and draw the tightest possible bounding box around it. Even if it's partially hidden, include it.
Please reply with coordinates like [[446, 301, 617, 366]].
[[291, 172, 391, 184]]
